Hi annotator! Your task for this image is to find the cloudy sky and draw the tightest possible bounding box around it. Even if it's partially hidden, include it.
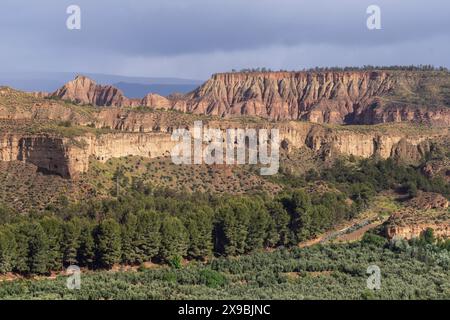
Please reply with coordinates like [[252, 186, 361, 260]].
[[1, 0, 449, 79]]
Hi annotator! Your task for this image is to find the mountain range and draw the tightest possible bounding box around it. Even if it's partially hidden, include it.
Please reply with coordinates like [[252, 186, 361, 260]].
[[48, 70, 450, 126], [0, 71, 202, 98]]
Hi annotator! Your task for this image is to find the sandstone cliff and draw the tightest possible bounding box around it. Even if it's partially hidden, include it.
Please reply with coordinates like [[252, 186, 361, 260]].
[[1, 78, 448, 179], [182, 71, 450, 125], [1, 118, 446, 179], [51, 75, 128, 107], [49, 71, 450, 126]]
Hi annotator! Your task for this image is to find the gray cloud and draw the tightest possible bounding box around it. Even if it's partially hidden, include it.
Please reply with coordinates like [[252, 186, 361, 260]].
[[0, 0, 449, 78]]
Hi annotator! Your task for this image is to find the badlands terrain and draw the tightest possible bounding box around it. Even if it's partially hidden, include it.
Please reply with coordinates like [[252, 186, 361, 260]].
[[0, 68, 448, 299]]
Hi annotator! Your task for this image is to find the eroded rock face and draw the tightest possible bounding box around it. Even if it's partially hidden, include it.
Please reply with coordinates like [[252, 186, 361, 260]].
[[0, 132, 177, 178], [51, 75, 128, 107], [184, 71, 394, 122], [182, 71, 450, 125], [0, 135, 71, 177], [47, 72, 450, 126], [1, 120, 446, 179]]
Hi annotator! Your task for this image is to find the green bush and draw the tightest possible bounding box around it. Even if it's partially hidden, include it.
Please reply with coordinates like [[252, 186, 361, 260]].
[[199, 269, 227, 288]]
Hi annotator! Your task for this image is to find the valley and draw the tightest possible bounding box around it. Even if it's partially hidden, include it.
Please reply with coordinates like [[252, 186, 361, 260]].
[[0, 69, 448, 300]]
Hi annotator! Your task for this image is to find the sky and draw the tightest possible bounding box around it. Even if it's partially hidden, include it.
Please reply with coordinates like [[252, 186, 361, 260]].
[[0, 0, 449, 80]]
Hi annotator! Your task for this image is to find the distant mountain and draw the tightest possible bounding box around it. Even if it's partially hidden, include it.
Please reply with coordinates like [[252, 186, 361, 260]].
[[0, 71, 203, 97], [113, 82, 198, 98]]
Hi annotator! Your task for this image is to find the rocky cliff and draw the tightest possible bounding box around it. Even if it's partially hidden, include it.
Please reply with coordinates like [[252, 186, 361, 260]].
[[1, 118, 446, 178], [50, 76, 175, 110], [0, 76, 448, 179], [51, 75, 129, 107], [50, 71, 450, 126], [182, 71, 450, 125]]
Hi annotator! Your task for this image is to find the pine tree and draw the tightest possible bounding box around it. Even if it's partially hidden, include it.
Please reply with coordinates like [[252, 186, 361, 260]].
[[265, 201, 290, 246], [95, 219, 122, 268], [159, 215, 188, 262], [61, 219, 81, 266], [0, 227, 16, 274], [134, 210, 161, 263], [14, 222, 49, 275], [77, 219, 95, 268], [245, 198, 270, 252], [215, 199, 251, 256], [290, 190, 312, 242], [183, 208, 213, 260], [120, 213, 138, 264], [39, 217, 63, 271]]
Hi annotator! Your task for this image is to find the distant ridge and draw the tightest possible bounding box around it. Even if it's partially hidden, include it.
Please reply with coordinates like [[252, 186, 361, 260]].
[[0, 71, 203, 97]]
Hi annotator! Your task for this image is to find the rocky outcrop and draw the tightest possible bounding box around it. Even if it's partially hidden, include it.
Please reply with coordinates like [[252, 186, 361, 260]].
[[141, 94, 171, 110], [51, 75, 128, 107], [0, 135, 72, 177], [184, 71, 394, 121], [50, 76, 174, 110], [406, 192, 449, 210], [385, 208, 449, 240]]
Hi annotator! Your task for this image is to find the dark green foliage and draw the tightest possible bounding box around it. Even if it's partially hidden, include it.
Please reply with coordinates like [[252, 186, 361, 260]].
[[14, 222, 49, 275], [421, 228, 436, 245], [265, 201, 290, 246], [403, 181, 418, 198], [0, 241, 447, 300], [317, 158, 449, 199], [0, 155, 443, 276], [94, 219, 122, 268], [134, 210, 161, 263], [61, 219, 81, 266], [39, 217, 63, 271], [77, 219, 95, 268], [183, 208, 214, 260], [215, 199, 251, 256], [362, 233, 387, 247], [199, 269, 227, 288], [0, 227, 16, 273], [245, 198, 271, 252], [160, 216, 188, 262], [120, 213, 138, 264]]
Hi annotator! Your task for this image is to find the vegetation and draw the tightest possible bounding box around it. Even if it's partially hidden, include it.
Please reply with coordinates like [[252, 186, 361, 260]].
[[1, 155, 447, 276], [230, 65, 449, 73], [273, 157, 450, 200], [0, 186, 356, 275], [0, 237, 448, 300]]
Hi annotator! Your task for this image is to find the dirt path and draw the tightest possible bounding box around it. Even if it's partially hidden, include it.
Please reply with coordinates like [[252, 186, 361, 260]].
[[299, 213, 389, 248]]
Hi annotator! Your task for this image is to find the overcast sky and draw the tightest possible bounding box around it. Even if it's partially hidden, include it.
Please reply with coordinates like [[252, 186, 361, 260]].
[[1, 0, 449, 79]]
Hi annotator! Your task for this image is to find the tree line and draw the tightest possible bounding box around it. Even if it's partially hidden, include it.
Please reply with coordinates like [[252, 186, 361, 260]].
[[229, 65, 449, 74], [0, 188, 354, 275]]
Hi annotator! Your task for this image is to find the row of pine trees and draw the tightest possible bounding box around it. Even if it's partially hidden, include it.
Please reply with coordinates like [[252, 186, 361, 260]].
[[0, 190, 354, 275]]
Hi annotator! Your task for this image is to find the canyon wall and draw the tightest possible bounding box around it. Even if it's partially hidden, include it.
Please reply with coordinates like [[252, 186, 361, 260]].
[[1, 121, 446, 178], [182, 71, 450, 125], [47, 71, 450, 126]]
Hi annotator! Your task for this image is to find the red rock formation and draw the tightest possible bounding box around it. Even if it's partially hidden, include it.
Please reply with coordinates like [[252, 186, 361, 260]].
[[48, 71, 450, 126], [182, 71, 450, 125], [141, 93, 171, 110], [51, 75, 128, 106]]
